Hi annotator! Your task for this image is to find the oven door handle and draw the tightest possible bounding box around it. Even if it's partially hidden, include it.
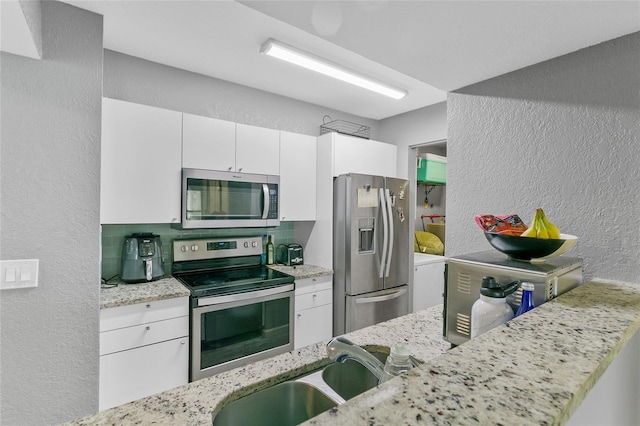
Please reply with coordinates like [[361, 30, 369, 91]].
[[196, 284, 294, 307], [262, 184, 270, 219]]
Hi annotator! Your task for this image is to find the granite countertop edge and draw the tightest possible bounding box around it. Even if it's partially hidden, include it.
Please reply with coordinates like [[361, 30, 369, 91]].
[[99, 276, 190, 309], [267, 264, 333, 279], [79, 278, 640, 426], [99, 264, 333, 310]]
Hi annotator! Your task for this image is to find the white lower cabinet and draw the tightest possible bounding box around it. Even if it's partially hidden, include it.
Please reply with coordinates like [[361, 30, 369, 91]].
[[413, 256, 445, 312], [294, 275, 333, 349], [99, 297, 189, 411]]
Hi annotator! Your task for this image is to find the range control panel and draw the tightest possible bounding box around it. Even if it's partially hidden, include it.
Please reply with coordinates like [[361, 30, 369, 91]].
[[173, 237, 261, 262]]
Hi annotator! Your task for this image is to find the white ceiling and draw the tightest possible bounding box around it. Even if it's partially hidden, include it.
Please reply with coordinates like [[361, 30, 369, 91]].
[[55, 1, 640, 120]]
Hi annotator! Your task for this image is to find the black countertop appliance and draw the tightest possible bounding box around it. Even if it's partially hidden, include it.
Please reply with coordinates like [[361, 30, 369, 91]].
[[120, 233, 165, 283]]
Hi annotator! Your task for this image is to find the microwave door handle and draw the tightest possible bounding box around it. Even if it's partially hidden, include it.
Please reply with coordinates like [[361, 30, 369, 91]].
[[262, 184, 269, 219], [379, 188, 388, 279], [384, 188, 394, 278]]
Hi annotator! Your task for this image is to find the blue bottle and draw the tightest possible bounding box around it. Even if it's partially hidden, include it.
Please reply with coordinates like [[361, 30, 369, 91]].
[[516, 282, 535, 316]]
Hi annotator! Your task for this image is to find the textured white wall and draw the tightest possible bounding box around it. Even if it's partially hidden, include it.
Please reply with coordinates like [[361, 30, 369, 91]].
[[447, 32, 640, 282], [378, 102, 447, 179], [0, 2, 102, 424]]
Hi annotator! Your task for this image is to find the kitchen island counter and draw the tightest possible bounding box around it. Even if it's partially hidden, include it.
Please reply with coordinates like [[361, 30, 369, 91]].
[[71, 279, 640, 425]]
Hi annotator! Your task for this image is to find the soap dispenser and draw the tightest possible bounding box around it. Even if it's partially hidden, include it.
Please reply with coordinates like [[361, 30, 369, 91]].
[[380, 343, 413, 383], [470, 276, 520, 339]]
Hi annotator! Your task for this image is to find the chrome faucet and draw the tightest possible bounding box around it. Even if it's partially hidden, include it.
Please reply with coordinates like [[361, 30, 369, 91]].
[[326, 337, 386, 382]]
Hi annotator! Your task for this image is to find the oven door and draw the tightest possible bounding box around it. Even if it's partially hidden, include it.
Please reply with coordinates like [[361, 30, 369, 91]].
[[191, 285, 294, 381]]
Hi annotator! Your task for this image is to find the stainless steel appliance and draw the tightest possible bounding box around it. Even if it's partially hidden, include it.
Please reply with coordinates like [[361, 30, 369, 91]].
[[120, 233, 165, 283], [176, 168, 280, 229], [172, 237, 294, 381], [333, 173, 411, 335], [444, 250, 583, 346], [277, 243, 304, 266]]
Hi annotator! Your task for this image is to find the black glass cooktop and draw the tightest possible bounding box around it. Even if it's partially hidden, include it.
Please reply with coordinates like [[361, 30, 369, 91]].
[[174, 265, 294, 298]]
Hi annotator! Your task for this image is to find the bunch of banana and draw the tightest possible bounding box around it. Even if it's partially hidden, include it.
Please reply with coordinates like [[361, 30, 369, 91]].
[[521, 208, 561, 239]]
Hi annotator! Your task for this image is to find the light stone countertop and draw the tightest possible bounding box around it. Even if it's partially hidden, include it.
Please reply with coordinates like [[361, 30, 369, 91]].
[[100, 276, 190, 309], [76, 278, 640, 425], [268, 263, 333, 279]]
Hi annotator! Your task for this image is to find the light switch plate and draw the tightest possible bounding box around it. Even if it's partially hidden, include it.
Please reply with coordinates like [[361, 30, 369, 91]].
[[1, 259, 39, 290]]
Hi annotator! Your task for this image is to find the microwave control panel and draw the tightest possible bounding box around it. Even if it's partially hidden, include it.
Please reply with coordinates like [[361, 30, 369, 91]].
[[268, 186, 278, 219]]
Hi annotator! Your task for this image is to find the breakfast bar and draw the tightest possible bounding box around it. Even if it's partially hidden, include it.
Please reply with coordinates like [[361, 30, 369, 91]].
[[67, 279, 640, 425]]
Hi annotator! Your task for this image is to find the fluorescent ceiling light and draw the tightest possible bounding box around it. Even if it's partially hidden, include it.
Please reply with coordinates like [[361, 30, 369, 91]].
[[260, 38, 407, 100]]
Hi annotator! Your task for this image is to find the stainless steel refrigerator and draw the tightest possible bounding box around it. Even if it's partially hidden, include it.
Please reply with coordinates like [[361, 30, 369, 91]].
[[333, 173, 411, 335]]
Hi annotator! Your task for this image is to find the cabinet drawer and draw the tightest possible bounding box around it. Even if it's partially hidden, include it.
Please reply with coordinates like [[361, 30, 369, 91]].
[[295, 275, 332, 296], [100, 296, 188, 332], [295, 288, 332, 312], [100, 316, 188, 356]]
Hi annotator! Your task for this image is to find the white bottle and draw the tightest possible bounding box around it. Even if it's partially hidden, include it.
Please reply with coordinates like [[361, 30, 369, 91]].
[[470, 276, 520, 339], [380, 344, 413, 383]]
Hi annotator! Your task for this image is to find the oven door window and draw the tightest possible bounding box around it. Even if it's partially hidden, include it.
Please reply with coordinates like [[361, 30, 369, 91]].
[[198, 294, 291, 370], [186, 178, 266, 221]]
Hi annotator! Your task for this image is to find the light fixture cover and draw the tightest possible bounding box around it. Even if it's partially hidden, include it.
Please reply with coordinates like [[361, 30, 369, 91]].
[[260, 38, 407, 100]]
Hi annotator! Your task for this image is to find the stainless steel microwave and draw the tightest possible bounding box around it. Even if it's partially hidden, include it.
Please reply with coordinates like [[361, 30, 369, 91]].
[[177, 168, 280, 229]]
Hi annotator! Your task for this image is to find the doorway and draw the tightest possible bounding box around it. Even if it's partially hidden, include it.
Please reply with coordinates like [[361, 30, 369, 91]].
[[408, 140, 447, 252]]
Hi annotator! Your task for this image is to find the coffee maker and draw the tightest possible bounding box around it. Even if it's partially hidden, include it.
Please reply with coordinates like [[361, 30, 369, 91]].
[[121, 233, 165, 283]]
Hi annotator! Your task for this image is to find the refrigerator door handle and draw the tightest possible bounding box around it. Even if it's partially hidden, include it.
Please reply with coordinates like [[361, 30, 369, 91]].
[[384, 188, 394, 278], [355, 288, 407, 304], [379, 187, 389, 279]]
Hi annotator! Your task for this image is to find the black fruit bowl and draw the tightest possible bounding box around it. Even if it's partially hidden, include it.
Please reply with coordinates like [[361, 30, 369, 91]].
[[484, 232, 578, 261]]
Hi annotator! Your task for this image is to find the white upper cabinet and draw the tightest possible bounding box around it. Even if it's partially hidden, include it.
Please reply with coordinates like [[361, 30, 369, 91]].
[[101, 98, 182, 224], [331, 133, 397, 177], [235, 123, 280, 175], [182, 113, 236, 171], [182, 116, 280, 175], [279, 131, 317, 221]]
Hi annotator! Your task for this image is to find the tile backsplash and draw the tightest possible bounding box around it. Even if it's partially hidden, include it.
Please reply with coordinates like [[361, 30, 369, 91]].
[[101, 223, 295, 281]]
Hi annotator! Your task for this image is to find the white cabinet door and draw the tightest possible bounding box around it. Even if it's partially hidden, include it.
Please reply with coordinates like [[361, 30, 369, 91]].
[[236, 123, 280, 175], [279, 131, 317, 221], [99, 337, 188, 411], [182, 113, 236, 171], [294, 275, 333, 349], [332, 133, 397, 178], [413, 261, 445, 312], [294, 303, 333, 349], [101, 98, 182, 224]]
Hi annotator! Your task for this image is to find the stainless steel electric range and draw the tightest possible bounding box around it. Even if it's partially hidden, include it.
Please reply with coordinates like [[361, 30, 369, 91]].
[[172, 236, 294, 382]]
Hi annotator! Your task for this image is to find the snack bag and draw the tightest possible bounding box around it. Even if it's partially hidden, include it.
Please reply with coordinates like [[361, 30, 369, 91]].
[[475, 214, 528, 236]]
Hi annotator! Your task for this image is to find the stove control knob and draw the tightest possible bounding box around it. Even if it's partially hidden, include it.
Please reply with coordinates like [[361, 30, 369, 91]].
[[244, 242, 249, 248], [191, 244, 199, 251], [180, 245, 188, 252], [251, 241, 258, 248]]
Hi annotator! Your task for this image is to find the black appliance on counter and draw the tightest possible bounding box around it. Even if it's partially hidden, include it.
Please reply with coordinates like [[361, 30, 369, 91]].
[[120, 233, 165, 283], [172, 236, 295, 382], [277, 243, 304, 266]]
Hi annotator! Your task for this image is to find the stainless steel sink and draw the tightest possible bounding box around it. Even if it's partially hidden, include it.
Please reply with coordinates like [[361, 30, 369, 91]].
[[321, 352, 387, 401], [212, 381, 338, 426]]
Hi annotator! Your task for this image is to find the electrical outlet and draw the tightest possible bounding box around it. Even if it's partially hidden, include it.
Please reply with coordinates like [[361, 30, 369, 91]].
[[1, 259, 39, 290]]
